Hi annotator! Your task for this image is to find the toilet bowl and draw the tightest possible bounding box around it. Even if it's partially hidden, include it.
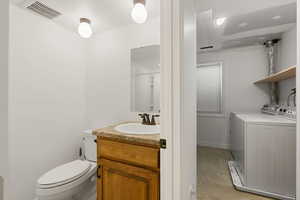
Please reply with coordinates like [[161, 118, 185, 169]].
[[35, 131, 97, 200]]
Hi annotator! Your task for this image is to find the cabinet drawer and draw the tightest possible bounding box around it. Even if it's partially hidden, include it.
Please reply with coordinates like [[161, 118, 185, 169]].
[[98, 139, 159, 170]]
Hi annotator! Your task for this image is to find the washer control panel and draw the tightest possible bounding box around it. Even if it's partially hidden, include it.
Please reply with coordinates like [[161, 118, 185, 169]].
[[261, 104, 296, 120]]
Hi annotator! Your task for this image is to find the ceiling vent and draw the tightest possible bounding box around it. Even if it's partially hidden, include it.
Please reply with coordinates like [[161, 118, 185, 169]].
[[26, 1, 61, 19]]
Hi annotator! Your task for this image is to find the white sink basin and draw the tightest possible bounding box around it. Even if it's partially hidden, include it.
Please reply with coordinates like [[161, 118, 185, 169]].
[[114, 123, 160, 135]]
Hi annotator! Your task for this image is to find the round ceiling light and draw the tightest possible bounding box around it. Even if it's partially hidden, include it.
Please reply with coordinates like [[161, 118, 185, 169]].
[[131, 0, 148, 24], [78, 18, 93, 39]]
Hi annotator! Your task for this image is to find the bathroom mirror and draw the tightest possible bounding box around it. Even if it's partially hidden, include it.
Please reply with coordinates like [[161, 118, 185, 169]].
[[131, 45, 160, 113]]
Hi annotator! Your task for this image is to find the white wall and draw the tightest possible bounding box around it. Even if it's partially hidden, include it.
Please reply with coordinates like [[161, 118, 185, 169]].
[[197, 46, 270, 148], [86, 18, 160, 129], [9, 5, 87, 200], [0, 0, 9, 199], [277, 26, 297, 104]]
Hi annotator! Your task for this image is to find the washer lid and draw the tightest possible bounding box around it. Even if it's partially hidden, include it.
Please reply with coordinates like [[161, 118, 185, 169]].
[[38, 160, 91, 186]]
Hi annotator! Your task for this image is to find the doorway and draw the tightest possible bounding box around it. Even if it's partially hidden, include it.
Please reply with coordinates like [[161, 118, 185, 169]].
[[196, 1, 297, 199]]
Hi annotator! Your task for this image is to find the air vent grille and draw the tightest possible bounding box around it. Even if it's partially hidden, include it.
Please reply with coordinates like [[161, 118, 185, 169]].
[[26, 1, 61, 19]]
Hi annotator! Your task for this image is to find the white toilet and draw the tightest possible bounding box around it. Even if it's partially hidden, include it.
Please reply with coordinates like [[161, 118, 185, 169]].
[[35, 131, 97, 200]]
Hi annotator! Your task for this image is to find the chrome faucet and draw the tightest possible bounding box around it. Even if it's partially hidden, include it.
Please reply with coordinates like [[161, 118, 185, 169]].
[[139, 113, 149, 125], [139, 113, 160, 125], [150, 114, 160, 125]]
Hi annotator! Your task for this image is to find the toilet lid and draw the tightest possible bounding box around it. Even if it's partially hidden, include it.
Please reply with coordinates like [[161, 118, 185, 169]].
[[38, 160, 91, 187]]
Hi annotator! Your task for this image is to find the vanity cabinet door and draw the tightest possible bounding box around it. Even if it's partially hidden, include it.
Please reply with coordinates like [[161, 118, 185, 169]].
[[99, 158, 159, 200]]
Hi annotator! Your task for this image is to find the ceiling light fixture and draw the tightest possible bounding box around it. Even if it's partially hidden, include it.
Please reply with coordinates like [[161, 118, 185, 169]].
[[215, 17, 227, 26], [272, 15, 281, 20], [78, 18, 93, 39], [131, 0, 148, 24]]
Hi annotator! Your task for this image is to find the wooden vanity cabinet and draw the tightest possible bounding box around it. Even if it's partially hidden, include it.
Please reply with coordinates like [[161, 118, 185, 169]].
[[97, 138, 160, 200]]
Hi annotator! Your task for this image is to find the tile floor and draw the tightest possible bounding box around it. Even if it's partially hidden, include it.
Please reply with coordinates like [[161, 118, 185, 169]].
[[197, 147, 274, 200]]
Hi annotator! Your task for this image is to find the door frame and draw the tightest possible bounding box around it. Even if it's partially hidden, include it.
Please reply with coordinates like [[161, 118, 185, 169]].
[[160, 0, 197, 199], [160, 0, 179, 198]]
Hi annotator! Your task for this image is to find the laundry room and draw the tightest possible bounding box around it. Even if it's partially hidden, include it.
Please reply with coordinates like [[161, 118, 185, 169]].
[[195, 0, 297, 199]]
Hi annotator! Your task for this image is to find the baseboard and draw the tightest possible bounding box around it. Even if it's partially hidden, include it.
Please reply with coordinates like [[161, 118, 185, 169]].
[[198, 141, 230, 150]]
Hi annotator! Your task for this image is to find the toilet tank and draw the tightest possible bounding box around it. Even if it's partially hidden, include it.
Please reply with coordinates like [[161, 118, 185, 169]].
[[82, 130, 97, 162]]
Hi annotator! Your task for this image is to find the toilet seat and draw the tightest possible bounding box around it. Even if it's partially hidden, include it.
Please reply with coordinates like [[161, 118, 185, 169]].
[[36, 161, 97, 199], [37, 160, 91, 189]]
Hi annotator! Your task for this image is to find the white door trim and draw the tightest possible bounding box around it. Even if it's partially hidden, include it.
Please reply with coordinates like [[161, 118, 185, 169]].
[[160, 0, 182, 199], [160, 0, 197, 199]]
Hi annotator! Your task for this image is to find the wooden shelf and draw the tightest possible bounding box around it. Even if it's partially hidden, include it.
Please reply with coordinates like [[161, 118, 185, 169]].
[[254, 66, 296, 83]]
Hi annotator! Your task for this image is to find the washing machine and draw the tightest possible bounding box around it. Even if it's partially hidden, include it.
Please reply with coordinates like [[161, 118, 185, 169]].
[[229, 112, 296, 200]]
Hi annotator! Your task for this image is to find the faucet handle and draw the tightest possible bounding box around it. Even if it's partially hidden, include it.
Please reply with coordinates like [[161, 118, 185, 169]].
[[144, 113, 151, 125], [150, 114, 160, 125], [139, 114, 147, 125]]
